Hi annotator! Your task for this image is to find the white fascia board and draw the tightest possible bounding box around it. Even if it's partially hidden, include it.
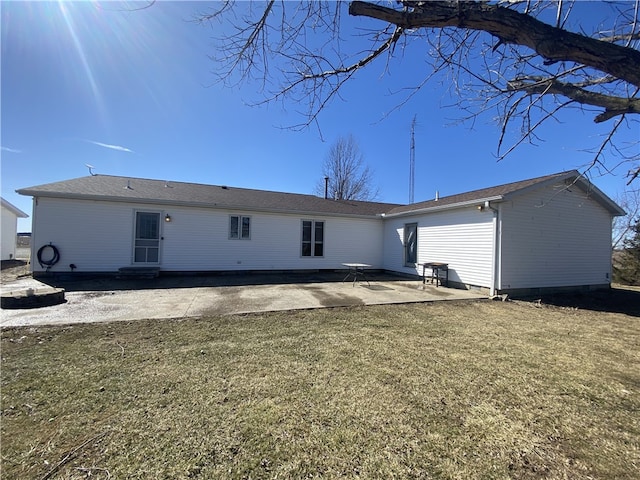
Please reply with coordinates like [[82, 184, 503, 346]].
[[381, 196, 504, 218]]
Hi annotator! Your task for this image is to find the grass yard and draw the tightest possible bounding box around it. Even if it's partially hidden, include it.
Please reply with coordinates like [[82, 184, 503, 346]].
[[1, 299, 639, 479]]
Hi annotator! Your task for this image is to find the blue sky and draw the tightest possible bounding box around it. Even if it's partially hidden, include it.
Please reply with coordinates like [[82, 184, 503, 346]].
[[2, 1, 636, 232]]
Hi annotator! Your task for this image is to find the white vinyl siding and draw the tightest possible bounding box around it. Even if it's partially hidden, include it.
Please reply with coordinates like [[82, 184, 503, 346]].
[[30, 197, 385, 273], [383, 207, 495, 288], [498, 183, 613, 290], [1, 205, 20, 260], [31, 198, 141, 272]]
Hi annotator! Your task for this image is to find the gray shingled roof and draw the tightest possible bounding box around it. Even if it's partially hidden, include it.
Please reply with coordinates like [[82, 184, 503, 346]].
[[384, 170, 624, 217], [17, 170, 624, 218], [16, 175, 402, 218]]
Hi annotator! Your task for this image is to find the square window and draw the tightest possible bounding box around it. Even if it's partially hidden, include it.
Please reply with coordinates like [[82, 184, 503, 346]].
[[230, 215, 250, 240]]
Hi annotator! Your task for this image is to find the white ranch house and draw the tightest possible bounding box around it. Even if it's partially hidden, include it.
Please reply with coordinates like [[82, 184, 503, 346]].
[[17, 170, 624, 296]]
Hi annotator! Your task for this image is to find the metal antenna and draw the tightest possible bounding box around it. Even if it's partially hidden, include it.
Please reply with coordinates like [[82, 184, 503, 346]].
[[409, 115, 416, 204], [85, 164, 96, 176]]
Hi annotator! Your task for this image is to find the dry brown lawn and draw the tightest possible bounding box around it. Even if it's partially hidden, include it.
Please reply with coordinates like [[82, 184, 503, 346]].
[[1, 297, 638, 479]]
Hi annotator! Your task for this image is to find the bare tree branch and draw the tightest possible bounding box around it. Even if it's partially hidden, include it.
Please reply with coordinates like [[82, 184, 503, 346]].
[[200, 0, 639, 183], [506, 77, 640, 121], [349, 1, 640, 87]]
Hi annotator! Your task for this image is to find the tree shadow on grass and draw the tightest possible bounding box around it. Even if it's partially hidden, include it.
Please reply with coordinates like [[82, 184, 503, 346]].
[[533, 286, 640, 317]]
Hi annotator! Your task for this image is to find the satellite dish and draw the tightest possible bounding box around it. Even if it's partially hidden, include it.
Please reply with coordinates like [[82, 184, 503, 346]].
[[85, 164, 97, 176]]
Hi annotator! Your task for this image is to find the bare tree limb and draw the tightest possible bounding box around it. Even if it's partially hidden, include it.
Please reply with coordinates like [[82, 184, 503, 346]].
[[506, 77, 640, 121], [200, 1, 639, 183], [349, 1, 640, 87]]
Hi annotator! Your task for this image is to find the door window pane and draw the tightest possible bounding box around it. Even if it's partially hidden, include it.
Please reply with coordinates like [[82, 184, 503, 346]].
[[134, 247, 146, 263], [404, 223, 417, 266], [136, 213, 159, 239], [147, 248, 159, 263]]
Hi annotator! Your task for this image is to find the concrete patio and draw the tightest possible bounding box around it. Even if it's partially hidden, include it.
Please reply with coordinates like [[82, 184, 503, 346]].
[[1, 271, 486, 327]]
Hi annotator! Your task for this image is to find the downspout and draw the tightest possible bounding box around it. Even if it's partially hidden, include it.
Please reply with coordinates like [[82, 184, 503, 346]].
[[485, 201, 500, 297]]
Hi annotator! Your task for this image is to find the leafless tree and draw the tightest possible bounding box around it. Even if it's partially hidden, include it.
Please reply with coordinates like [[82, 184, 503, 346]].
[[613, 186, 640, 249], [199, 1, 639, 183], [315, 135, 379, 201]]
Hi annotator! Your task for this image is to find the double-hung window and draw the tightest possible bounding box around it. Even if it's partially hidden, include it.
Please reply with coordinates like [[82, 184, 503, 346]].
[[301, 220, 324, 257], [229, 215, 251, 240]]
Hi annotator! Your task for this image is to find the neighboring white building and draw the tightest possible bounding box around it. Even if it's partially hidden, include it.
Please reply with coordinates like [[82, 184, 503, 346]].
[[16, 170, 625, 295], [1, 197, 28, 261]]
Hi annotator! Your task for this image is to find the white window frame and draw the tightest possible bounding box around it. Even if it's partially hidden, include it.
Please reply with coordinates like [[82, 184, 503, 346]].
[[229, 215, 251, 240], [301, 220, 324, 257]]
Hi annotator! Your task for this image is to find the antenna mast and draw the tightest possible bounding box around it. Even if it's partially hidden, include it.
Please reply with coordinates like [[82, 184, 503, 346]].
[[409, 115, 416, 204]]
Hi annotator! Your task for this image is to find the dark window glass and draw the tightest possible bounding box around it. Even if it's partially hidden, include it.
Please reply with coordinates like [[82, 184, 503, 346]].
[[241, 216, 250, 239], [230, 216, 239, 239], [230, 215, 250, 239], [302, 221, 312, 256], [302, 220, 324, 257], [404, 223, 418, 266], [136, 213, 159, 240], [314, 222, 324, 256]]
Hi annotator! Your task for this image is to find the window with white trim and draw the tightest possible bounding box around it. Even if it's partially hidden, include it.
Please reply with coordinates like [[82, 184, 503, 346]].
[[301, 220, 324, 257], [229, 215, 251, 240]]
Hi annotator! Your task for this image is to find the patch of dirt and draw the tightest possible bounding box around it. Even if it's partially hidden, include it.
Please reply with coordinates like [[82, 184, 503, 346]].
[[1, 260, 31, 282]]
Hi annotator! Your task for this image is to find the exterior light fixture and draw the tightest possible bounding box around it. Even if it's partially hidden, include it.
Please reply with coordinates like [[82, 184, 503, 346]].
[[165, 214, 172, 222]]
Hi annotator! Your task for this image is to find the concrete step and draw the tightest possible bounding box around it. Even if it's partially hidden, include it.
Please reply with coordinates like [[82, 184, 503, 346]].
[[117, 267, 160, 279]]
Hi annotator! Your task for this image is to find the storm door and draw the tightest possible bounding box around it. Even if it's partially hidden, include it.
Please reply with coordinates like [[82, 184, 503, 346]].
[[134, 211, 160, 263], [404, 223, 418, 267]]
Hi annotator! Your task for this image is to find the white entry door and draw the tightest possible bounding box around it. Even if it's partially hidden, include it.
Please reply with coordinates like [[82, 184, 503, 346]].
[[134, 211, 160, 263]]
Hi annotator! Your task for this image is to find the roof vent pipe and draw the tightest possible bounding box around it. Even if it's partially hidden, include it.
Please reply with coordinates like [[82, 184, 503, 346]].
[[435, 190, 439, 201], [324, 176, 329, 200]]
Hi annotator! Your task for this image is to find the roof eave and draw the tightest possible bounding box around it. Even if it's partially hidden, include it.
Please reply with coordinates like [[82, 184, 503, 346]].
[[573, 177, 627, 217], [1, 197, 29, 217], [498, 173, 626, 217], [17, 190, 384, 220], [382, 196, 504, 218]]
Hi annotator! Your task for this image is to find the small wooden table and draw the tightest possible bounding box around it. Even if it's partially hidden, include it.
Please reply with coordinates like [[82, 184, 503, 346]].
[[421, 262, 449, 287], [342, 263, 372, 286]]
